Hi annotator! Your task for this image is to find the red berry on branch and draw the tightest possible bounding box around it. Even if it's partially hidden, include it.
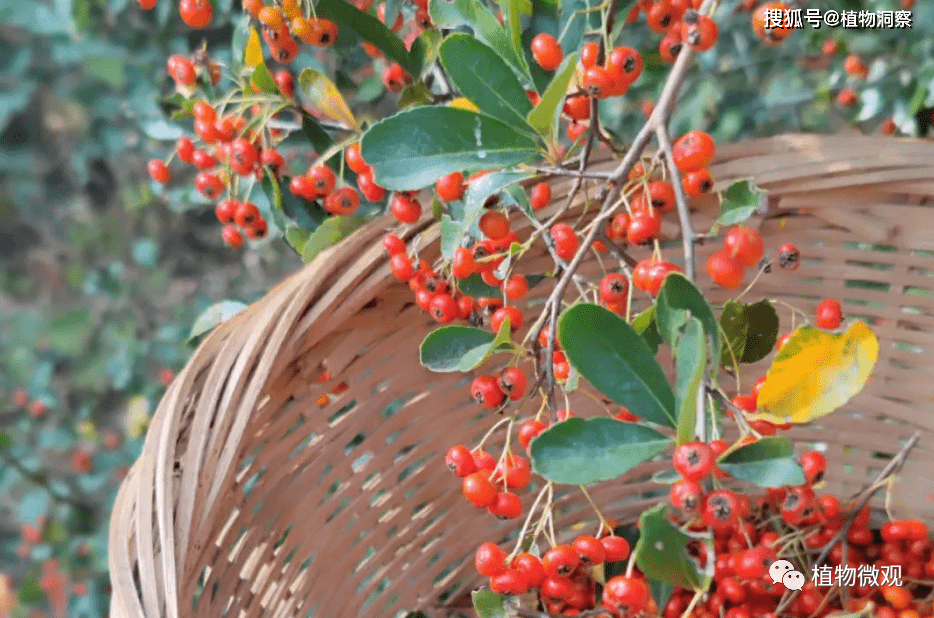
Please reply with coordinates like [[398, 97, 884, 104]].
[[815, 298, 843, 330], [531, 33, 563, 71], [179, 0, 212, 28], [706, 249, 745, 289]]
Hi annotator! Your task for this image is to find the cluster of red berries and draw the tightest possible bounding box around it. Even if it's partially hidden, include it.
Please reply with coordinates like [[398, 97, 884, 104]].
[[474, 531, 635, 613], [445, 446, 531, 519], [706, 225, 764, 290], [618, 1, 718, 66], [11, 388, 48, 419]]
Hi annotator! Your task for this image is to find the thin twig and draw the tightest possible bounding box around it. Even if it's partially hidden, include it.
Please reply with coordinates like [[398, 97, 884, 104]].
[[596, 230, 638, 268], [523, 166, 613, 180], [654, 126, 696, 281]]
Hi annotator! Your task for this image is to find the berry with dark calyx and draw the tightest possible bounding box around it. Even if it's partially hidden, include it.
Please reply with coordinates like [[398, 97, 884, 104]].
[[582, 66, 613, 98], [607, 46, 643, 83], [752, 2, 793, 45], [735, 546, 775, 579], [429, 294, 459, 323], [672, 441, 715, 481], [462, 472, 497, 508], [603, 576, 648, 613], [530, 33, 563, 71], [706, 249, 745, 289], [382, 62, 411, 92], [799, 451, 827, 485], [390, 253, 415, 280], [599, 273, 629, 305], [683, 168, 714, 197], [518, 419, 547, 450], [324, 187, 360, 215], [471, 375, 505, 408], [659, 29, 683, 63], [702, 489, 741, 530], [781, 485, 816, 526], [815, 299, 843, 330], [550, 223, 578, 260], [626, 209, 662, 245], [475, 542, 508, 576], [681, 13, 718, 51], [195, 172, 223, 199], [573, 535, 606, 565], [445, 445, 476, 477], [246, 218, 267, 240], [310, 18, 338, 46], [542, 545, 580, 577], [498, 366, 527, 401], [308, 165, 337, 197], [645, 180, 676, 212], [670, 479, 704, 512], [777, 242, 800, 270]]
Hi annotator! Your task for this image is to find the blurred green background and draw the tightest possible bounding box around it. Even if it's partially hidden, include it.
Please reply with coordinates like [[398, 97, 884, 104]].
[[0, 0, 932, 615]]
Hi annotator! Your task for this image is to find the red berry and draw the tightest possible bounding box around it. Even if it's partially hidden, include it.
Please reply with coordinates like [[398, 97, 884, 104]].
[[176, 136, 194, 163], [724, 226, 764, 267], [390, 194, 421, 223], [382, 234, 406, 255], [530, 182, 551, 209], [702, 489, 741, 530], [383, 62, 412, 92], [603, 576, 648, 612], [626, 210, 662, 245], [475, 542, 508, 576], [777, 243, 800, 270], [531, 33, 563, 71], [512, 553, 546, 588], [503, 274, 529, 300], [179, 0, 212, 28], [345, 143, 369, 175], [579, 42, 599, 69], [479, 211, 511, 240], [550, 223, 578, 260], [221, 225, 243, 248], [471, 375, 505, 408], [436, 172, 465, 202], [490, 306, 523, 332], [498, 367, 527, 401], [670, 479, 704, 512], [706, 250, 745, 289], [390, 253, 415, 280], [672, 441, 715, 481], [194, 172, 223, 199], [815, 299, 843, 330], [599, 273, 629, 305], [542, 545, 580, 577], [601, 536, 631, 562], [563, 94, 591, 121], [451, 247, 476, 279], [799, 451, 827, 485], [672, 130, 715, 173], [230, 139, 258, 176], [518, 419, 547, 450], [462, 472, 497, 508], [429, 293, 459, 323], [573, 535, 606, 565], [682, 14, 718, 51], [489, 491, 522, 519], [683, 168, 714, 198]]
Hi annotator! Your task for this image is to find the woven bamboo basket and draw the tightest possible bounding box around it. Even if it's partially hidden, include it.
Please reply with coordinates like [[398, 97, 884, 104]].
[[109, 134, 934, 618]]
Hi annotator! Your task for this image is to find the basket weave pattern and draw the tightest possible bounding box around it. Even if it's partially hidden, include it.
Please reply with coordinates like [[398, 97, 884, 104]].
[[109, 135, 934, 618]]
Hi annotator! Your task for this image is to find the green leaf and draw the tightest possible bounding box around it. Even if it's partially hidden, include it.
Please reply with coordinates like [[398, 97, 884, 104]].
[[526, 52, 578, 141], [717, 436, 806, 487], [398, 82, 434, 109], [651, 468, 681, 484], [557, 0, 599, 54], [360, 107, 540, 191], [420, 321, 511, 372], [717, 180, 763, 226], [297, 69, 358, 131], [631, 306, 662, 354], [635, 504, 713, 591], [301, 114, 334, 153], [472, 590, 508, 618], [655, 272, 720, 362], [0, 431, 12, 451], [718, 300, 748, 368], [650, 580, 676, 612], [317, 0, 423, 76], [440, 215, 463, 261], [503, 0, 533, 78], [531, 418, 671, 485], [559, 304, 676, 427], [48, 309, 92, 355], [740, 300, 779, 364], [190, 300, 248, 340], [302, 215, 366, 262], [439, 34, 534, 130], [458, 272, 546, 297], [251, 64, 279, 94], [429, 0, 527, 78], [675, 319, 705, 445], [231, 13, 251, 68]]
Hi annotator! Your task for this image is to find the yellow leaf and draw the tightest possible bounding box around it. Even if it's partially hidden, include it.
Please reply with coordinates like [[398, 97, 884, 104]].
[[753, 322, 878, 425], [297, 69, 359, 131], [448, 97, 478, 112], [244, 27, 264, 68], [125, 395, 151, 440]]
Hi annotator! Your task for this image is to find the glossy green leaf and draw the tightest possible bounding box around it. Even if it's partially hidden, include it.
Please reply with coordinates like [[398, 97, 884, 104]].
[[559, 303, 676, 427], [251, 64, 278, 94], [190, 300, 247, 340], [360, 107, 539, 191], [531, 418, 671, 485], [717, 180, 763, 226], [635, 505, 713, 591], [439, 34, 533, 130], [472, 590, 508, 618], [428, 0, 527, 76], [655, 272, 720, 362], [398, 82, 434, 109], [301, 215, 366, 262], [717, 436, 806, 488], [458, 272, 546, 298], [740, 300, 779, 364], [526, 52, 578, 141], [502, 0, 533, 78], [718, 300, 748, 368], [632, 306, 662, 354], [301, 114, 334, 153], [675, 318, 705, 445], [420, 320, 511, 372], [317, 0, 423, 76]]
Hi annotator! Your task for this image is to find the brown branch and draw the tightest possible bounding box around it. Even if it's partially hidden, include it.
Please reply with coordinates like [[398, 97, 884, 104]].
[[596, 230, 638, 268], [655, 125, 696, 281]]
